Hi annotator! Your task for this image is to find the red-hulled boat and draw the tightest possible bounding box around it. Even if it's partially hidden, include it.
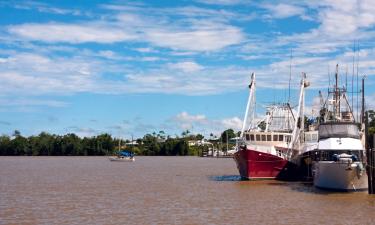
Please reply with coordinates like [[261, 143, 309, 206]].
[[234, 148, 289, 179], [233, 73, 309, 180]]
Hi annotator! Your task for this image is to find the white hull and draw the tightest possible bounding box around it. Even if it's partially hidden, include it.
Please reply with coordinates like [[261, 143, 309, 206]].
[[313, 161, 367, 191], [109, 156, 135, 162]]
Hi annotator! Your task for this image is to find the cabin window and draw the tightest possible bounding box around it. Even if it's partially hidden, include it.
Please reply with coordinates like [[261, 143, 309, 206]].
[[285, 136, 291, 142], [267, 135, 271, 141], [278, 135, 284, 141], [305, 134, 311, 142], [256, 134, 261, 141], [250, 134, 255, 141], [273, 135, 278, 141], [322, 151, 329, 160], [245, 134, 250, 141], [261, 135, 266, 141]]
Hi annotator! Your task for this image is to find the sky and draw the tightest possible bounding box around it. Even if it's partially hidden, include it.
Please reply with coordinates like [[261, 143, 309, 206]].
[[1, 0, 375, 139]]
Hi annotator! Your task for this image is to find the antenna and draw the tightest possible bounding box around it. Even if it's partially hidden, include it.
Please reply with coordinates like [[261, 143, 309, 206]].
[[361, 76, 365, 124], [335, 64, 339, 118], [356, 42, 360, 122], [345, 65, 348, 90], [288, 48, 292, 103], [352, 41, 355, 116]]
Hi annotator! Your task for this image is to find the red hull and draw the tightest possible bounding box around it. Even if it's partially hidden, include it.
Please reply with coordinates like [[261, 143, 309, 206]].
[[233, 148, 290, 179]]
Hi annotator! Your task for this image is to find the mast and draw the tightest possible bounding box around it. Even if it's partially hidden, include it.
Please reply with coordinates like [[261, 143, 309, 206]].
[[288, 49, 292, 103], [287, 73, 309, 157], [361, 77, 365, 125], [240, 73, 255, 137], [335, 64, 339, 119], [356, 42, 359, 122]]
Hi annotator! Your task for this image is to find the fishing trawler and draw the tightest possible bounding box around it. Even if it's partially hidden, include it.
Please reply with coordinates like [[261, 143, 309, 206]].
[[233, 73, 309, 180], [301, 65, 367, 191]]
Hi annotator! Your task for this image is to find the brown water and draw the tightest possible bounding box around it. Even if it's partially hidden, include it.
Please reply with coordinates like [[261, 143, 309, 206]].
[[0, 156, 374, 225]]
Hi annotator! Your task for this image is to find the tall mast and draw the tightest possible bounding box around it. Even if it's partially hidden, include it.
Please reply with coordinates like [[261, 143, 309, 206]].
[[361, 77, 365, 125], [352, 41, 355, 115], [240, 73, 255, 137], [356, 42, 360, 122], [288, 49, 292, 103], [287, 73, 309, 157], [335, 64, 339, 119]]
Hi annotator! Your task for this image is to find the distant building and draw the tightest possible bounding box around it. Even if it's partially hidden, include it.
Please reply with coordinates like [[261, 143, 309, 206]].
[[188, 140, 213, 146]]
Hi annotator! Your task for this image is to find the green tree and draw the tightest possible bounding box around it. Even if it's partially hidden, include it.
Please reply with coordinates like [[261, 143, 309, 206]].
[[368, 110, 375, 134], [221, 129, 236, 143], [10, 135, 29, 156], [0, 135, 11, 155], [196, 134, 204, 140]]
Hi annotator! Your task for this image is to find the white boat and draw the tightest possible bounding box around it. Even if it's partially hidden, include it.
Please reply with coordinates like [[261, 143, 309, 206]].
[[109, 156, 135, 162], [307, 65, 367, 191], [109, 150, 135, 162], [311, 123, 367, 191]]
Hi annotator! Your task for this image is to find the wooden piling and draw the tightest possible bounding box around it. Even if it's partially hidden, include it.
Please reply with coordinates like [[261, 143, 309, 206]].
[[366, 112, 375, 194], [369, 148, 375, 194]]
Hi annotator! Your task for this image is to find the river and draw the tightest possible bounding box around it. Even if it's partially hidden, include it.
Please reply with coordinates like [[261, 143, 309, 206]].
[[0, 156, 374, 225]]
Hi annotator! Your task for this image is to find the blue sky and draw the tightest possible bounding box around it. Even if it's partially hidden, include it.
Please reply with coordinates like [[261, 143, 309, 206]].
[[1, 0, 375, 139]]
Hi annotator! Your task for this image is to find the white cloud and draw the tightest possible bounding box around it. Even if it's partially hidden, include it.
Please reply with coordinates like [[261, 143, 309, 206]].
[[262, 3, 306, 19], [144, 25, 244, 51], [220, 117, 243, 130], [0, 98, 68, 108], [12, 1, 85, 16], [169, 112, 243, 136], [173, 111, 207, 130], [168, 61, 203, 73], [195, 0, 246, 5], [176, 111, 207, 123], [8, 23, 137, 44], [134, 47, 158, 53], [141, 57, 161, 62], [7, 5, 245, 52], [0, 53, 99, 95]]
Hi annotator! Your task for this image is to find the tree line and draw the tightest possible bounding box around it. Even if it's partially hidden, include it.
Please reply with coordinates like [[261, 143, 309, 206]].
[[0, 129, 237, 156]]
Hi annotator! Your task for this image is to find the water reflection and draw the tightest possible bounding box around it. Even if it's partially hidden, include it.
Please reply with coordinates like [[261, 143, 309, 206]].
[[209, 175, 242, 181]]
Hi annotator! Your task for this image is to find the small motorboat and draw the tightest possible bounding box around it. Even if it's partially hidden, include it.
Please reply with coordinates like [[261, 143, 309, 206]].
[[109, 150, 135, 162]]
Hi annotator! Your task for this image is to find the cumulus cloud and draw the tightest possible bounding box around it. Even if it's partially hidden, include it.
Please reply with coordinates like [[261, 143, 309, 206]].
[[220, 117, 243, 130], [173, 111, 207, 130]]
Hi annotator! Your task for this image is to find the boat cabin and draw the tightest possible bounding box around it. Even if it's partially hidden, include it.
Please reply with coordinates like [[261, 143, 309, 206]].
[[318, 122, 360, 140], [243, 131, 292, 144]]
